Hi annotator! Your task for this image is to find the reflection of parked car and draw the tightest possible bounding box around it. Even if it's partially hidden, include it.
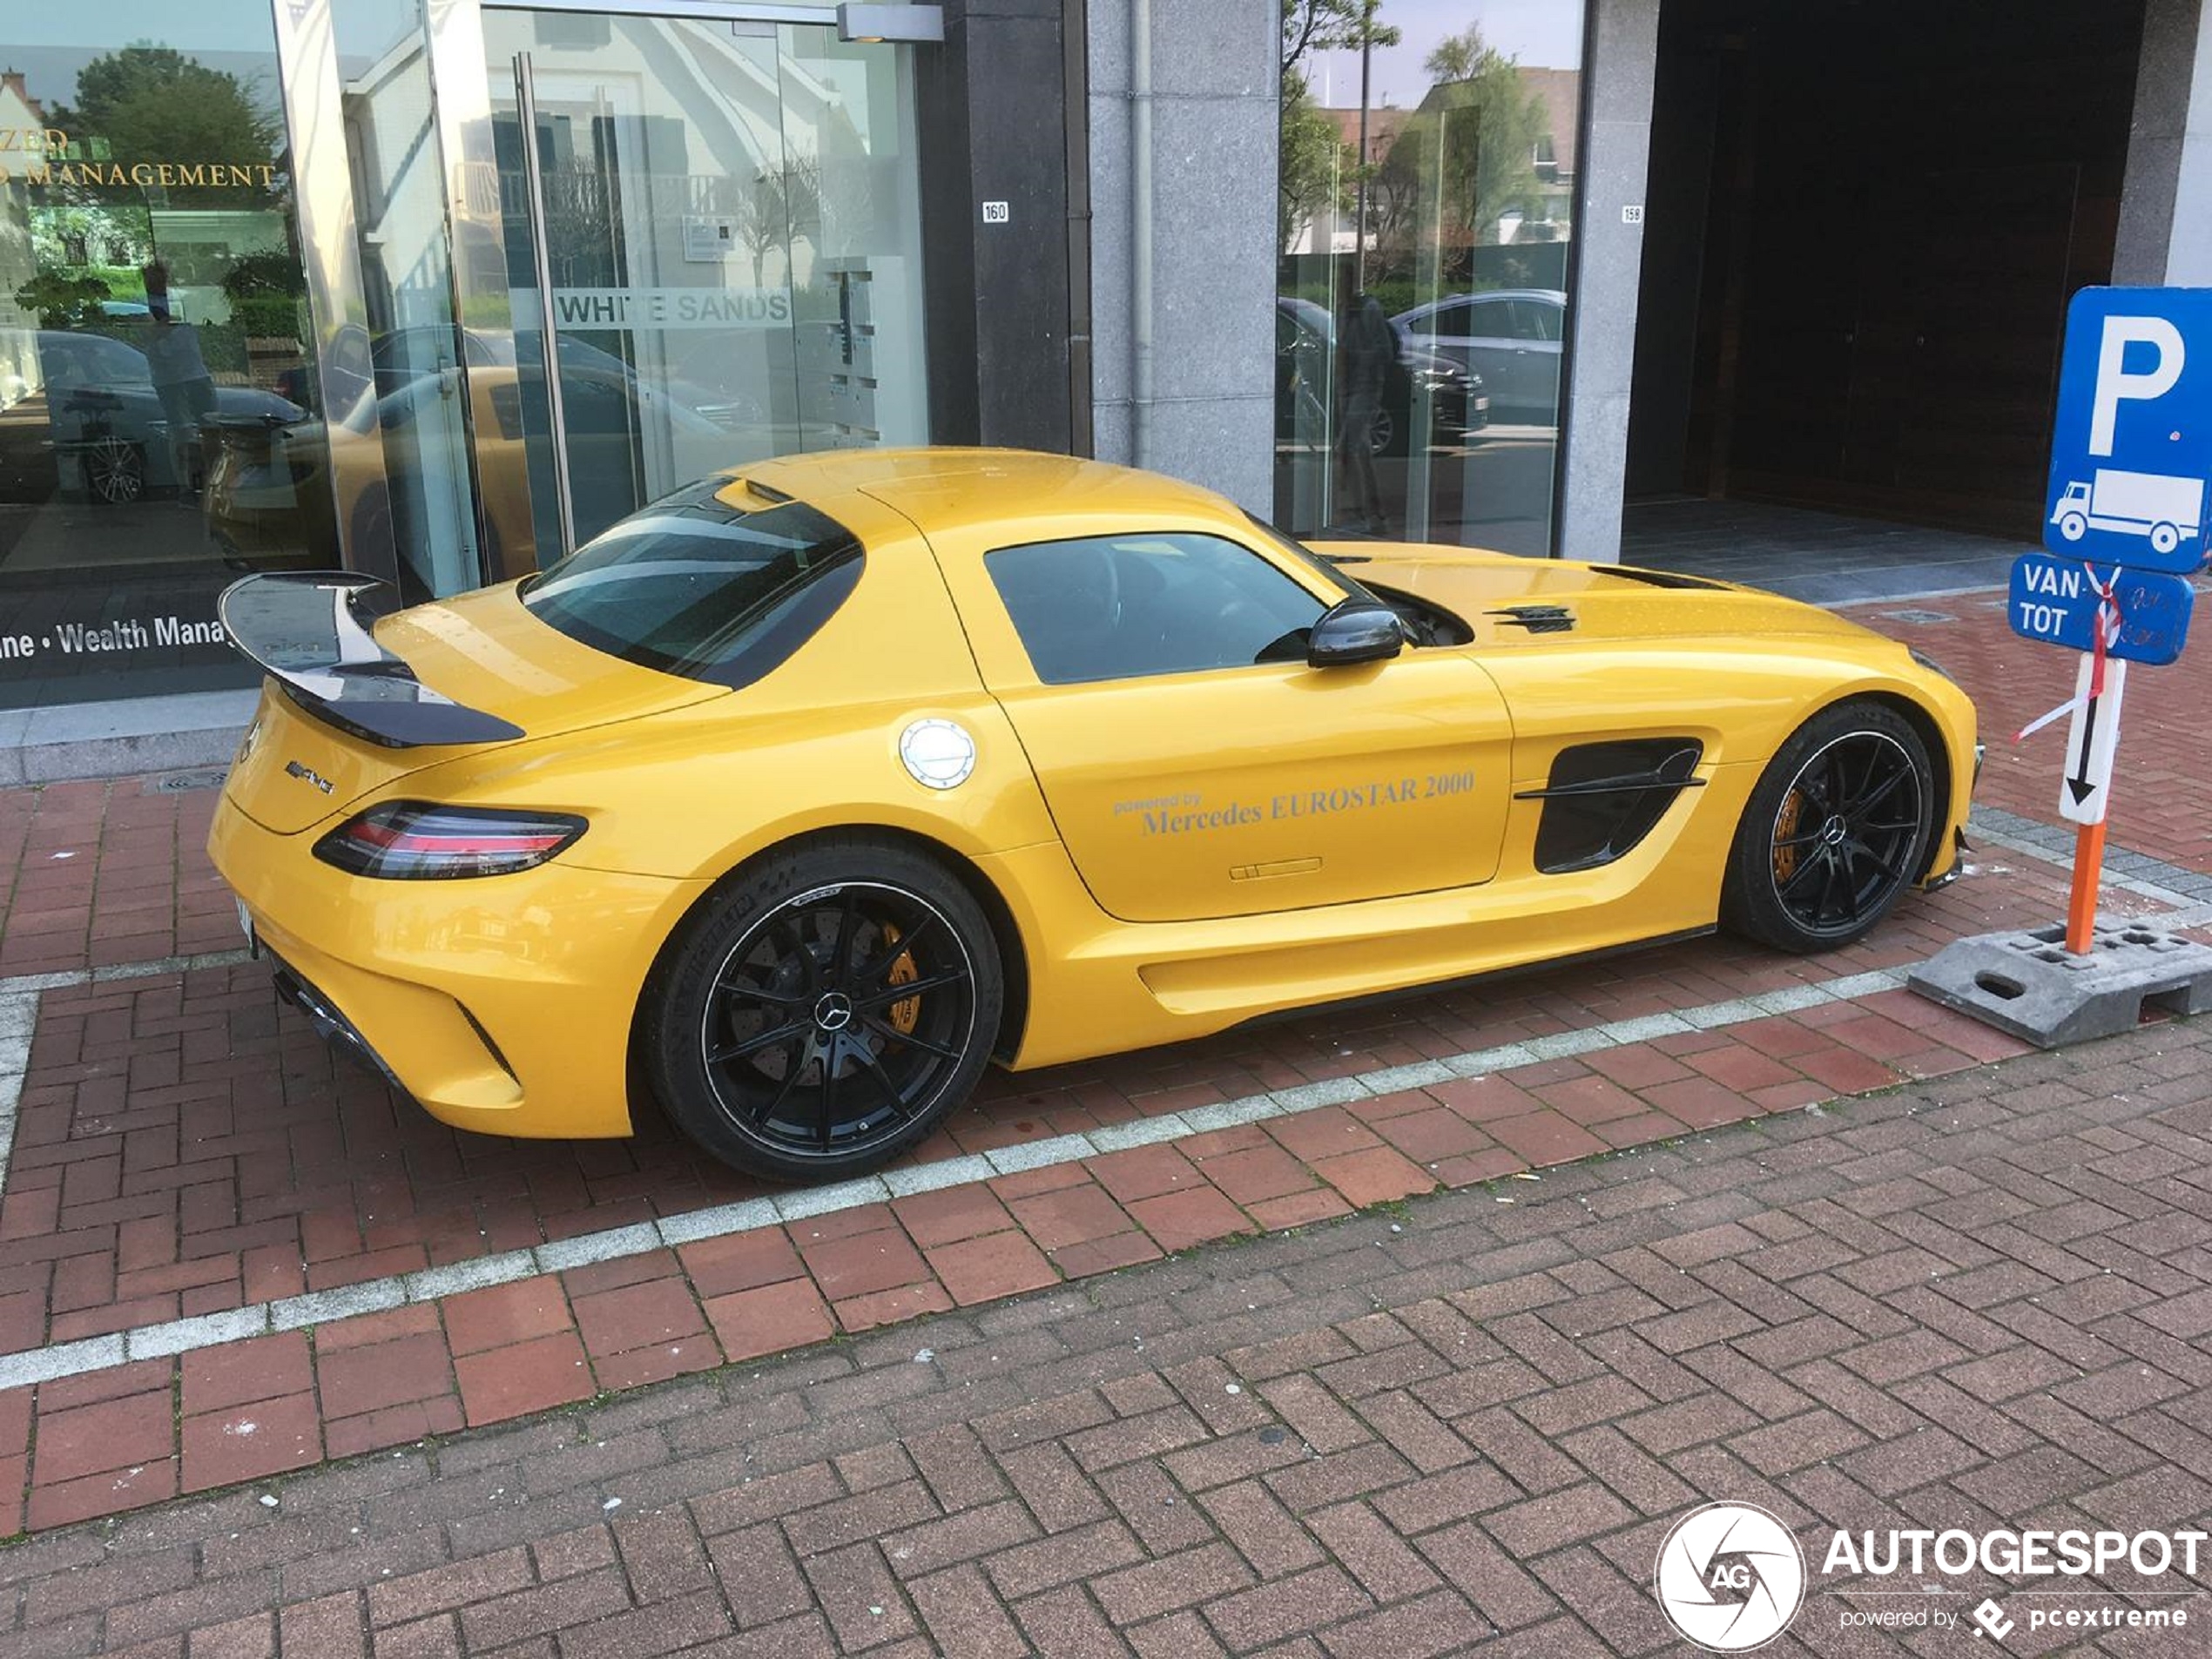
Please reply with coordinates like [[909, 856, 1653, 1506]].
[[206, 359, 741, 590], [282, 326, 768, 438], [1276, 297, 1486, 456], [1393, 289, 1565, 422], [0, 329, 300, 507]]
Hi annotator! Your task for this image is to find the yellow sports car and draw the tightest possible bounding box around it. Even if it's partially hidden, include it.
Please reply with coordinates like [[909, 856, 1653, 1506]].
[[210, 449, 1977, 1182]]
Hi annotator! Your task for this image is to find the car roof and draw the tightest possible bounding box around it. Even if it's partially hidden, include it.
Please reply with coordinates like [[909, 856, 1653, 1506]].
[[725, 447, 1238, 536]]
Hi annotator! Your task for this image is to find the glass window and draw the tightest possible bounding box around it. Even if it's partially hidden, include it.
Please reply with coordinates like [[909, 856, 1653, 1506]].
[[484, 12, 927, 565], [1275, 3, 1582, 559], [522, 478, 863, 689], [0, 5, 334, 710], [988, 533, 1328, 685]]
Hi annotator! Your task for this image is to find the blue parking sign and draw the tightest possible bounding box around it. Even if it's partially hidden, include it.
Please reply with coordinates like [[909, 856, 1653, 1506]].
[[2008, 553, 2194, 665], [2047, 287, 2212, 573]]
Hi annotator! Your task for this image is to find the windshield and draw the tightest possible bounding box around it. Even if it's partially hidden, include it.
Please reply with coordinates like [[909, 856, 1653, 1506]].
[[523, 478, 863, 689]]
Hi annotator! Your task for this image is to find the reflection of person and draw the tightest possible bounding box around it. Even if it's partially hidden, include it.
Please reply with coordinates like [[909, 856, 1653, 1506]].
[[1334, 290, 1393, 535], [140, 265, 216, 498]]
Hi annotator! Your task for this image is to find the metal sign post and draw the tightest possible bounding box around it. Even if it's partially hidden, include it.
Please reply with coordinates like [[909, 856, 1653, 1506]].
[[1912, 288, 2212, 1048], [2015, 287, 2212, 954]]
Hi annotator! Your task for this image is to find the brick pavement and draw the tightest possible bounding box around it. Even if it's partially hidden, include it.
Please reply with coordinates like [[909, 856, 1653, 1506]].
[[0, 590, 2207, 1535], [3, 1017, 2211, 1655], [0, 579, 2208, 1648]]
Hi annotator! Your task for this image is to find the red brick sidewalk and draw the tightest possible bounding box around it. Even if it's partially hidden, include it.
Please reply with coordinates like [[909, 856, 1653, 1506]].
[[5, 1015, 2209, 1656], [0, 586, 2203, 1537]]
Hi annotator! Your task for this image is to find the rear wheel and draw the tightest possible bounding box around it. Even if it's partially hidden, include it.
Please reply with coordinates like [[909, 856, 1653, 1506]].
[[1722, 701, 1933, 953], [84, 435, 144, 504], [646, 839, 1001, 1182], [1368, 403, 1400, 457]]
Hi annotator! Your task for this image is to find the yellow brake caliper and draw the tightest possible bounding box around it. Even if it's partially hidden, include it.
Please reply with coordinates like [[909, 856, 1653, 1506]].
[[880, 924, 921, 1035], [1772, 789, 1804, 884]]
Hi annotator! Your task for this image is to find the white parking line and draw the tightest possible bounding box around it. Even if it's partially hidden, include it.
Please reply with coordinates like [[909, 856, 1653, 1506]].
[[0, 957, 1931, 1393]]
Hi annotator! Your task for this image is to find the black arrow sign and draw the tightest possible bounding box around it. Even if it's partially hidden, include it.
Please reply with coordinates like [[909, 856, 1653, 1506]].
[[2068, 687, 2101, 806]]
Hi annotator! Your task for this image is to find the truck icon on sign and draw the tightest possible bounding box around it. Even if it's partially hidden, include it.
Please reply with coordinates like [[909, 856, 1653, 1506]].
[[2050, 469, 2205, 556]]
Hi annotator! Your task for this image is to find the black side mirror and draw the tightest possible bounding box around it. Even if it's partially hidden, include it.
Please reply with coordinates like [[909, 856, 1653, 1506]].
[[1307, 598, 1404, 668]]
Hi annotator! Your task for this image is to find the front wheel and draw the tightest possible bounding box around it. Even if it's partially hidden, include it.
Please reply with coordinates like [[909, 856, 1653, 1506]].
[[645, 839, 1002, 1183], [2058, 509, 2087, 542], [1721, 701, 1933, 953]]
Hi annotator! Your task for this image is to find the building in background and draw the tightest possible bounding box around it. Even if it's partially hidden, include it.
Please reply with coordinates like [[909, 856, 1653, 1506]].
[[2, 0, 2212, 772]]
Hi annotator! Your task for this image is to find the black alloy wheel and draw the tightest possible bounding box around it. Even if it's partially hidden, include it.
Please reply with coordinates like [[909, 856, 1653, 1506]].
[[1367, 403, 1399, 457], [84, 435, 144, 504], [648, 841, 1002, 1182], [1723, 701, 1933, 952]]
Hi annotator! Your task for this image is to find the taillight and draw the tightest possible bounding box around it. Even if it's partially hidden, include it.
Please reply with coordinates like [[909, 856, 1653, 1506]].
[[314, 802, 586, 879]]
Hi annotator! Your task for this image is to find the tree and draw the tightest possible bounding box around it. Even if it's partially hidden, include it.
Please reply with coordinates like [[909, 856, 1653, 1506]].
[[44, 44, 281, 208], [1281, 0, 1399, 76], [1278, 72, 1352, 253], [1365, 24, 1546, 277], [1278, 0, 1395, 254]]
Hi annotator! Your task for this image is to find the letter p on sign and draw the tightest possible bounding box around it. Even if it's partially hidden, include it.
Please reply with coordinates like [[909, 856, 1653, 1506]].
[[2091, 315, 2185, 456]]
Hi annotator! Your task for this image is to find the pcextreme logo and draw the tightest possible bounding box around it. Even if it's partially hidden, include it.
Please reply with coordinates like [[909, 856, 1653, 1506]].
[[1654, 1502, 1807, 1651]]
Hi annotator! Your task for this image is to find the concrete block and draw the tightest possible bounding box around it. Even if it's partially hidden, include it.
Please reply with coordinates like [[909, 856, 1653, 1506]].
[[1908, 920, 2212, 1048]]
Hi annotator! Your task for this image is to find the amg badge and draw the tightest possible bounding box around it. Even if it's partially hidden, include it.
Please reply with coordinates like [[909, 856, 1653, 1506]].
[[284, 759, 334, 795]]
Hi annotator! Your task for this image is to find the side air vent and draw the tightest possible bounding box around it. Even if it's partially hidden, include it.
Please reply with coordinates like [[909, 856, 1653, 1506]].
[[1519, 739, 1705, 873], [1487, 604, 1575, 633]]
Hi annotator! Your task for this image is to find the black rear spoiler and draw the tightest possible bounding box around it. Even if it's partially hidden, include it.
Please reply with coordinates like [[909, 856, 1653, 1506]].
[[219, 572, 525, 749]]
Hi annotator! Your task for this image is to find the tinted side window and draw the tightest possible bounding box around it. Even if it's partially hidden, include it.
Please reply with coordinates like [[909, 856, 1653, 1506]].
[[1507, 300, 1560, 342], [988, 533, 1327, 685], [523, 479, 863, 689], [1467, 299, 1518, 340]]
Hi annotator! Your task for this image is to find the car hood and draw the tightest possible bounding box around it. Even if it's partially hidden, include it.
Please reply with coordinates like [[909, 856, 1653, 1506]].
[[1319, 542, 1885, 650], [225, 580, 724, 834]]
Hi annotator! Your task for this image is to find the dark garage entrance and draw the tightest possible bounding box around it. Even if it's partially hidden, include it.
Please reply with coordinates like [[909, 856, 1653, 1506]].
[[1624, 0, 2148, 577]]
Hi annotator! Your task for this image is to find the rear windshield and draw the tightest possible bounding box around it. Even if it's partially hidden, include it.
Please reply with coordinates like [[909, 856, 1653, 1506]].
[[522, 479, 863, 688]]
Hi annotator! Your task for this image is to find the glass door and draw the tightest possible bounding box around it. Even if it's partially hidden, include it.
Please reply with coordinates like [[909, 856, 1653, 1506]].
[[482, 8, 927, 564]]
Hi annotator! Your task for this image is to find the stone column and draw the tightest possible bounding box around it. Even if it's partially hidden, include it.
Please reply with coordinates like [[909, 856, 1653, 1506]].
[[2114, 0, 2212, 285], [1089, 0, 1278, 510], [1556, 0, 1661, 563]]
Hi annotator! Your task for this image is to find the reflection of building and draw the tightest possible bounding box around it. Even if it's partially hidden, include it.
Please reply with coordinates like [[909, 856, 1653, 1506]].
[[1291, 69, 1581, 259], [0, 71, 45, 334], [0, 2, 1097, 765]]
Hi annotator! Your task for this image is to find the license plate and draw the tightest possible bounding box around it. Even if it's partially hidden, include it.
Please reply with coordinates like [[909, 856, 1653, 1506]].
[[236, 899, 259, 957]]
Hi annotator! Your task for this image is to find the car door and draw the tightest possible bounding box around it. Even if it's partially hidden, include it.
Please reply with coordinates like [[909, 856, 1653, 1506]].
[[931, 522, 1515, 924], [1508, 297, 1566, 418]]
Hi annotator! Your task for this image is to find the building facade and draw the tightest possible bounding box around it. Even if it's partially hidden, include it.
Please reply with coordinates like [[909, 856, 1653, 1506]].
[[0, 0, 2208, 772]]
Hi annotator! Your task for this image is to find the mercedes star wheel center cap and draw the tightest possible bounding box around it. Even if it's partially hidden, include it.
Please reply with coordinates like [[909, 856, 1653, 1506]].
[[814, 992, 854, 1032]]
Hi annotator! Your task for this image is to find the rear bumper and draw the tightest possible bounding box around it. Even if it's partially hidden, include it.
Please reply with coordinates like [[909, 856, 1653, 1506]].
[[212, 792, 706, 1139]]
